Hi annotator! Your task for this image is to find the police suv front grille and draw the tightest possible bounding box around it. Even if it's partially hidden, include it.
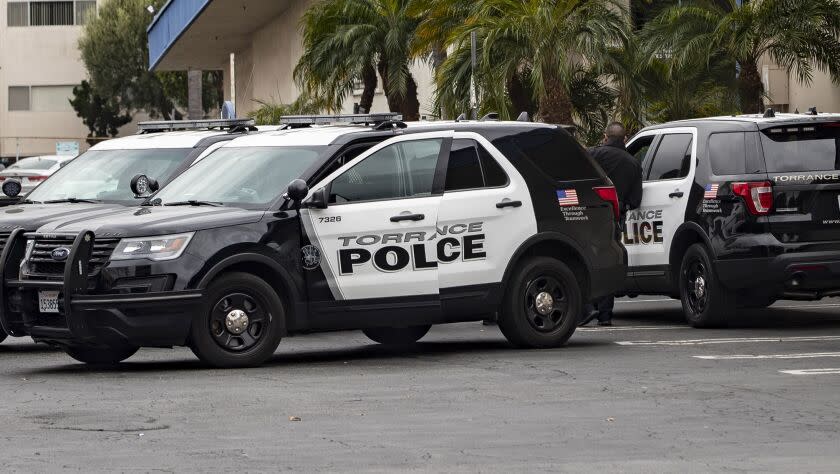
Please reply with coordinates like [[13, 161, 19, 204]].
[[26, 236, 120, 280]]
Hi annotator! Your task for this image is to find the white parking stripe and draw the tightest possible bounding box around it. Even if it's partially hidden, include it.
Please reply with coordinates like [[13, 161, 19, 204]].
[[694, 352, 840, 360], [616, 335, 840, 346], [578, 325, 685, 332], [779, 368, 840, 375]]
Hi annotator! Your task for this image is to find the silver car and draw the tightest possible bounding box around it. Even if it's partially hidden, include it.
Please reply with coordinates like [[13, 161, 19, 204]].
[[0, 155, 75, 197]]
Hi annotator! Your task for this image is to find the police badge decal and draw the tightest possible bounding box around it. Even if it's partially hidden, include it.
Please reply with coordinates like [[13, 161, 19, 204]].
[[301, 245, 322, 270]]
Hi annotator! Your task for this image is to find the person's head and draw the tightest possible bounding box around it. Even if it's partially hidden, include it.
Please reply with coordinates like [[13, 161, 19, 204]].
[[604, 122, 626, 144]]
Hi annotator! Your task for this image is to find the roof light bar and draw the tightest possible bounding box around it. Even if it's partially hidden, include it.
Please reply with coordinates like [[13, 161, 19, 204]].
[[138, 118, 255, 132], [279, 113, 402, 126]]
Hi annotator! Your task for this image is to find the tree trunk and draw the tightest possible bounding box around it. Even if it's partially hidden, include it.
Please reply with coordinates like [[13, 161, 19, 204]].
[[401, 73, 420, 121], [739, 60, 764, 114], [538, 76, 574, 125], [187, 69, 203, 119], [377, 59, 402, 113], [508, 72, 537, 119], [359, 63, 377, 114], [431, 48, 448, 119]]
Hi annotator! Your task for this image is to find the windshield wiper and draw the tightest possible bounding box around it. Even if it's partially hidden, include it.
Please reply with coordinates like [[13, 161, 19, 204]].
[[43, 198, 101, 204], [163, 200, 223, 207]]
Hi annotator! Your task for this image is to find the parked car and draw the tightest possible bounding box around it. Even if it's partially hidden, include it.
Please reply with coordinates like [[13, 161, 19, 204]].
[[2, 114, 627, 367], [0, 155, 75, 203], [0, 118, 257, 342], [622, 110, 840, 327]]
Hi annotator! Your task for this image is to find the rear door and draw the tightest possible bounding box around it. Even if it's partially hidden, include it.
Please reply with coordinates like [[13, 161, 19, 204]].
[[761, 121, 840, 242]]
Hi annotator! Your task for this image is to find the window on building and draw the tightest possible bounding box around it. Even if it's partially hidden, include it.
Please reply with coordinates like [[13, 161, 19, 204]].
[[31, 85, 75, 112], [7, 2, 28, 26], [8, 87, 30, 111], [7, 1, 95, 26]]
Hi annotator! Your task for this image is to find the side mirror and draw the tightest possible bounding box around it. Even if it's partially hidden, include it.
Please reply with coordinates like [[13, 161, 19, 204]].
[[285, 179, 309, 204], [302, 187, 328, 209], [130, 174, 159, 198], [2, 179, 22, 198]]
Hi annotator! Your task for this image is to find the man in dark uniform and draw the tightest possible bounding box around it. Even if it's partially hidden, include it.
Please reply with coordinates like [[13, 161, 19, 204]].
[[580, 122, 643, 326]]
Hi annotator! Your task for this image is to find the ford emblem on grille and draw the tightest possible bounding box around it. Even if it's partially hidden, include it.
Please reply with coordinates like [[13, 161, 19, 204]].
[[50, 247, 70, 261]]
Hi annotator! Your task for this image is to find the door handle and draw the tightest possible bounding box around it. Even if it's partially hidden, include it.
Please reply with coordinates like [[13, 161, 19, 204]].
[[669, 192, 684, 198], [390, 213, 425, 222], [496, 200, 522, 209]]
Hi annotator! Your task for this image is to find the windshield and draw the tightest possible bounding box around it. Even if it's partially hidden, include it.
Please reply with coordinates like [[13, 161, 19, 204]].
[[7, 157, 58, 171], [761, 123, 840, 172], [26, 148, 190, 203], [151, 146, 325, 209]]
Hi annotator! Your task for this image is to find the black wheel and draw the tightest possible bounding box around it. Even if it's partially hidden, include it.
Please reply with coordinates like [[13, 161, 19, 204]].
[[363, 325, 430, 345], [65, 345, 138, 365], [679, 244, 733, 328], [498, 257, 581, 348], [189, 272, 284, 368]]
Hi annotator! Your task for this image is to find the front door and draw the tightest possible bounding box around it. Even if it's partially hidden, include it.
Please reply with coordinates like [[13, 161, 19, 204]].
[[624, 128, 697, 291], [301, 133, 451, 326]]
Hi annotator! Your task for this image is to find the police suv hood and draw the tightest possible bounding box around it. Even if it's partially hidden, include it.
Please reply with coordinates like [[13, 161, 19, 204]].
[[0, 203, 126, 233], [35, 205, 265, 238]]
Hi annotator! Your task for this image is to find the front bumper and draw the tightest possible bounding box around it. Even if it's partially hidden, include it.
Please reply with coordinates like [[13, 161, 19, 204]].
[[0, 229, 202, 348], [717, 250, 840, 299]]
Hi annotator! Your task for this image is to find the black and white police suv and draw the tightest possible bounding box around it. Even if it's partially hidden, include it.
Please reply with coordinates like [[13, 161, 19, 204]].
[[1, 114, 626, 367], [623, 110, 840, 327], [0, 118, 256, 342]]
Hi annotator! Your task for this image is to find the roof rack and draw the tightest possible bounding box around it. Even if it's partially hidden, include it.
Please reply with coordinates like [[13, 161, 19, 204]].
[[138, 118, 256, 133], [279, 113, 402, 128]]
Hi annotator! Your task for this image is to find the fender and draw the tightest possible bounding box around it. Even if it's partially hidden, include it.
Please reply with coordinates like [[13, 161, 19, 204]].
[[499, 231, 590, 296], [669, 222, 715, 281]]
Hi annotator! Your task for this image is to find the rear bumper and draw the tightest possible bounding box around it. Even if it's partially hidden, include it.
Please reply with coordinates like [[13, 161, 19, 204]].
[[717, 250, 840, 299]]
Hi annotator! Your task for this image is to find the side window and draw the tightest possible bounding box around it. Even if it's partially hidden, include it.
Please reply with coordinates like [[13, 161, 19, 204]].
[[329, 139, 442, 203], [708, 132, 747, 175], [647, 133, 693, 181], [627, 135, 655, 164], [445, 139, 510, 191], [315, 143, 376, 183], [514, 129, 598, 180]]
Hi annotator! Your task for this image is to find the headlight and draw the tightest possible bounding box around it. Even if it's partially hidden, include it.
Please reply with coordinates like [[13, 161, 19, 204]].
[[110, 232, 194, 261]]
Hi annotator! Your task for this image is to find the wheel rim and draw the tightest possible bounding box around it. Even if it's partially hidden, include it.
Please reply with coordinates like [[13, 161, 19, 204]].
[[684, 258, 708, 315], [209, 292, 267, 352], [523, 274, 569, 333]]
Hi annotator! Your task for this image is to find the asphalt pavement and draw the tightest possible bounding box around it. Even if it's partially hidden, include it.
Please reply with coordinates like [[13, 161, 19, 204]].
[[1, 297, 840, 472]]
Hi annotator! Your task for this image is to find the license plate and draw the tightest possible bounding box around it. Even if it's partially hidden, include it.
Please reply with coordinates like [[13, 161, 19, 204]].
[[38, 290, 59, 313]]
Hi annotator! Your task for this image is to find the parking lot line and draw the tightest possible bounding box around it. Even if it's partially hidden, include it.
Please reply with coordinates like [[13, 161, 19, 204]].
[[779, 368, 840, 375], [577, 325, 685, 332], [694, 352, 840, 360], [616, 335, 840, 346]]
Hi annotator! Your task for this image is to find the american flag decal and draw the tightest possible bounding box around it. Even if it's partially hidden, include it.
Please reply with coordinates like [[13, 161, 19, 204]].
[[704, 184, 719, 199], [556, 189, 579, 206]]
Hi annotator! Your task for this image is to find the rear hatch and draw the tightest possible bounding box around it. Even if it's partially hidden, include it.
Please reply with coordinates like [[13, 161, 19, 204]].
[[761, 121, 840, 242]]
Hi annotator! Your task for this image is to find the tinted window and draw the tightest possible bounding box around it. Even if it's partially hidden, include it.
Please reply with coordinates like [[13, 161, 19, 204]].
[[647, 134, 692, 181], [330, 139, 442, 203], [709, 132, 746, 175], [152, 146, 323, 208], [445, 139, 509, 191], [627, 135, 654, 163], [760, 123, 840, 172], [514, 129, 597, 180]]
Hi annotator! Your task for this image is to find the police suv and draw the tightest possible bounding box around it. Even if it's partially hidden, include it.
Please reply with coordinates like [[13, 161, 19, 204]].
[[0, 118, 255, 342], [2, 114, 626, 367], [623, 110, 840, 327]]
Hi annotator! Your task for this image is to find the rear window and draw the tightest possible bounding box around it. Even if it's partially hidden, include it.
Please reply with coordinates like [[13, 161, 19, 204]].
[[709, 132, 746, 175], [512, 129, 599, 180], [761, 123, 840, 172]]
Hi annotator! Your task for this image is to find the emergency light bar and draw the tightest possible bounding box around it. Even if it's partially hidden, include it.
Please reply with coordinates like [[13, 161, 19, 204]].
[[279, 113, 402, 126], [137, 118, 255, 133]]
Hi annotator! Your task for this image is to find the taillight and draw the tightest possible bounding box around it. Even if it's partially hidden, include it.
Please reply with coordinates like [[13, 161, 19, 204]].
[[27, 176, 48, 182], [0, 177, 6, 181], [731, 181, 773, 215], [593, 185, 620, 220]]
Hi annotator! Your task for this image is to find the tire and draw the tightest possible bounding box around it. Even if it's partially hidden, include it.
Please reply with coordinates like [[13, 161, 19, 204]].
[[0, 330, 6, 344], [679, 243, 734, 328], [363, 325, 431, 345], [65, 345, 138, 365], [189, 272, 285, 368], [498, 257, 581, 348]]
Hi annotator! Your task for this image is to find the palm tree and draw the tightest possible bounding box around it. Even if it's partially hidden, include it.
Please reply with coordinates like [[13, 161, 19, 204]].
[[644, 0, 840, 114], [294, 0, 422, 119], [435, 0, 628, 125]]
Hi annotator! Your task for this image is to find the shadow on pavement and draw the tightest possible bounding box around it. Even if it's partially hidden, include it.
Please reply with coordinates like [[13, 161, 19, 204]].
[[0, 342, 62, 355]]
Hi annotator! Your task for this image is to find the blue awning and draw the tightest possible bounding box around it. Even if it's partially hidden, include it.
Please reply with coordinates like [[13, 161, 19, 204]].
[[147, 0, 212, 70]]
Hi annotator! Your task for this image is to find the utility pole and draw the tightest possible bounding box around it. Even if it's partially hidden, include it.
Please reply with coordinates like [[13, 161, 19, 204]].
[[470, 31, 477, 120]]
